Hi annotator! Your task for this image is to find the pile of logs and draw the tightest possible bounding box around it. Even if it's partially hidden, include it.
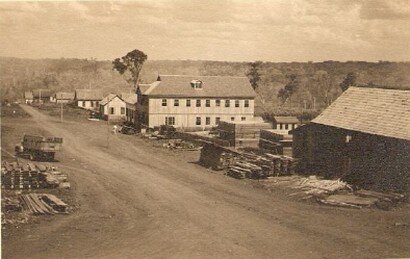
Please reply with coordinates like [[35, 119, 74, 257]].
[[19, 193, 67, 215], [1, 162, 69, 189], [226, 152, 297, 180]]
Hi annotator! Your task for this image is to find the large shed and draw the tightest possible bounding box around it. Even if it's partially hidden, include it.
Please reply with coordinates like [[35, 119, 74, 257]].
[[292, 87, 409, 193]]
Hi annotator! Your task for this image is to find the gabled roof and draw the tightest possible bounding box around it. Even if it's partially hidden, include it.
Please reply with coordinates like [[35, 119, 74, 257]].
[[24, 91, 33, 99], [274, 116, 300, 124], [75, 89, 103, 101], [144, 75, 256, 98], [100, 94, 123, 106], [121, 93, 138, 104], [32, 89, 54, 98], [312, 87, 410, 140], [54, 92, 75, 100], [137, 84, 152, 95]]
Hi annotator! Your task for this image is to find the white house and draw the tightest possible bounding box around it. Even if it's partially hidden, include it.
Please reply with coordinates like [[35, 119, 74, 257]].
[[99, 94, 127, 121], [74, 89, 103, 110], [272, 116, 300, 134], [135, 75, 256, 130]]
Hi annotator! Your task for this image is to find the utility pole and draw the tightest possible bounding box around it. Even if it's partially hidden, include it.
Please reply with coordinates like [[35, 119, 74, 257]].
[[60, 102, 63, 122], [106, 102, 110, 148]]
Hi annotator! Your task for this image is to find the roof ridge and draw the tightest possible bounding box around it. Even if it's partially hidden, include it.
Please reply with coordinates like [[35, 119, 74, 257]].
[[159, 74, 248, 79]]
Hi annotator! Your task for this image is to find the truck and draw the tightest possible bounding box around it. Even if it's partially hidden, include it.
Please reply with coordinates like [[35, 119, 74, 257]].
[[15, 134, 63, 161]]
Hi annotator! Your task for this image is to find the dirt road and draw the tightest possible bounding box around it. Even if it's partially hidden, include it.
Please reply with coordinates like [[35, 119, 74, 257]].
[[2, 105, 409, 258]]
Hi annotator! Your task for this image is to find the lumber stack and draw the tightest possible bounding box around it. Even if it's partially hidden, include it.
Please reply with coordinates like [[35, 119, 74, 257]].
[[218, 120, 272, 148], [1, 162, 69, 189], [19, 193, 67, 215], [199, 142, 237, 170], [226, 152, 297, 180]]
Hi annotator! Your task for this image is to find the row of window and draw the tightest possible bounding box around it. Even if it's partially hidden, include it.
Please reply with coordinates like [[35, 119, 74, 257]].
[[108, 107, 125, 115], [81, 101, 99, 107], [162, 99, 250, 108], [164, 116, 247, 126], [276, 123, 297, 130]]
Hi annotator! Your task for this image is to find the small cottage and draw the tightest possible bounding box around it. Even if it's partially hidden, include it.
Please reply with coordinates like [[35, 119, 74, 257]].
[[272, 116, 300, 134], [74, 89, 103, 110], [99, 94, 126, 121], [292, 87, 409, 194], [32, 89, 54, 103], [53, 92, 75, 104], [24, 91, 33, 104]]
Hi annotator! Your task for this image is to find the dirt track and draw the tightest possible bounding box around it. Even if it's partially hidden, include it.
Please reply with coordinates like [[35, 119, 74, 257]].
[[2, 105, 409, 258]]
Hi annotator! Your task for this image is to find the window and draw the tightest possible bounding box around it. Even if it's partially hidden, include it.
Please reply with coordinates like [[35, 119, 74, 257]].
[[244, 100, 249, 108], [235, 100, 240, 108], [91, 101, 94, 108], [162, 99, 167, 106], [206, 99, 210, 107], [241, 117, 246, 121], [206, 117, 210, 125], [121, 107, 125, 115], [196, 117, 201, 125], [196, 99, 201, 107], [126, 108, 129, 116], [215, 99, 221, 107], [110, 107, 115, 115], [215, 117, 220, 125], [165, 117, 175, 125], [186, 99, 191, 107], [174, 99, 179, 106], [285, 124, 289, 130], [279, 124, 283, 130], [292, 124, 295, 130], [225, 100, 230, 107], [231, 117, 235, 121], [82, 101, 86, 107], [96, 101, 99, 106], [191, 80, 203, 89]]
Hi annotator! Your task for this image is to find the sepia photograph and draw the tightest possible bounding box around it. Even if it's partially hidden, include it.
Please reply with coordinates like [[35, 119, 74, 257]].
[[0, 0, 409, 258]]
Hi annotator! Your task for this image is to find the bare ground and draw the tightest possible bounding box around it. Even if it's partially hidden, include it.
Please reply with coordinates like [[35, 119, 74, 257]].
[[2, 104, 409, 258]]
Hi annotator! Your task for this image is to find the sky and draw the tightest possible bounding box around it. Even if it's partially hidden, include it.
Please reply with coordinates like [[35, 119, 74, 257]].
[[1, 0, 409, 62]]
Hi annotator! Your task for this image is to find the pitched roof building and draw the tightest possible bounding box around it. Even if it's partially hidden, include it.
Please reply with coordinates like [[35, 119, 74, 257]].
[[292, 87, 409, 194], [74, 89, 103, 110], [312, 87, 409, 140], [135, 75, 256, 130], [53, 92, 75, 103]]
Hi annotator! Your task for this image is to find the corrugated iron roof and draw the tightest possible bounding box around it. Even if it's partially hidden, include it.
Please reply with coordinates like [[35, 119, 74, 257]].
[[75, 89, 103, 101], [274, 116, 300, 124], [312, 87, 410, 140], [100, 94, 122, 106], [32, 89, 54, 98], [144, 75, 256, 98], [54, 92, 75, 100]]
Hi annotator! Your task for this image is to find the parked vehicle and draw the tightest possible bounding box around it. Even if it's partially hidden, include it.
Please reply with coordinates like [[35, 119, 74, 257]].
[[15, 134, 63, 161], [118, 125, 138, 135]]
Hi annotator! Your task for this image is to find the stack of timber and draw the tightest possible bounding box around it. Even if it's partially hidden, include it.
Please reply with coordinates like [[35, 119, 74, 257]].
[[259, 129, 293, 156], [199, 142, 237, 170], [19, 193, 67, 215], [1, 162, 69, 189], [226, 152, 296, 180], [217, 120, 272, 148]]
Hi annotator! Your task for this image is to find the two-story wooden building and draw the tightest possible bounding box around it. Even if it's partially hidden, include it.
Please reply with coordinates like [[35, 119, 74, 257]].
[[135, 75, 256, 130]]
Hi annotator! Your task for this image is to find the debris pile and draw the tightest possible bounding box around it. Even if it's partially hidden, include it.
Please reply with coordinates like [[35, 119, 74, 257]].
[[19, 193, 68, 215], [293, 175, 352, 196], [1, 162, 69, 189], [162, 139, 199, 151]]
